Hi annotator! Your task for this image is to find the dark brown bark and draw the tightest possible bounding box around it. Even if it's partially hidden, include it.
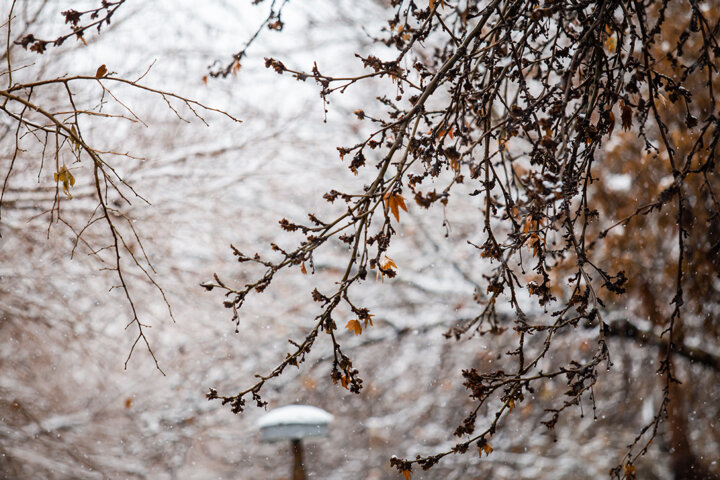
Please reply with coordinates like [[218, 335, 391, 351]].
[[666, 379, 717, 480], [606, 319, 720, 371]]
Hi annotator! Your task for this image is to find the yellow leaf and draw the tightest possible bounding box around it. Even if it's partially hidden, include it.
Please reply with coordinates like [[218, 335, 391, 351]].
[[346, 319, 363, 335], [70, 125, 80, 152], [605, 34, 617, 53], [54, 165, 75, 199], [95, 64, 107, 78]]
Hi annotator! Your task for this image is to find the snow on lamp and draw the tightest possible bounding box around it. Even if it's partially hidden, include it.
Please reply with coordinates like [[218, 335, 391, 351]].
[[257, 405, 333, 480]]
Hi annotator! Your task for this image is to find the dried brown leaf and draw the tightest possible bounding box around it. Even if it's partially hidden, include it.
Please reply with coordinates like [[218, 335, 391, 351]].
[[95, 64, 107, 78]]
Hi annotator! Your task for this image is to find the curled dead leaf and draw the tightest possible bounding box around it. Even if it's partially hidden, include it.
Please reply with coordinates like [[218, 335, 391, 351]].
[[607, 108, 616, 137], [95, 64, 107, 78], [54, 165, 75, 199], [620, 100, 633, 131]]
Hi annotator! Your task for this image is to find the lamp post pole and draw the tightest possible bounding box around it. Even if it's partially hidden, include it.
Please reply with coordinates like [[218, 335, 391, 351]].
[[291, 439, 306, 480]]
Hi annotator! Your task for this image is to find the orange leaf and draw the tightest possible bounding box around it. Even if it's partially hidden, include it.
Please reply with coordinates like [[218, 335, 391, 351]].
[[202, 75, 208, 85], [232, 59, 241, 76], [438, 126, 454, 139], [498, 136, 508, 152], [384, 192, 408, 222], [401, 469, 412, 480], [607, 109, 616, 137], [376, 255, 398, 281], [95, 64, 107, 78], [124, 397, 133, 409], [381, 255, 398, 270], [300, 261, 307, 275], [363, 314, 375, 328], [346, 319, 363, 335], [480, 443, 493, 456]]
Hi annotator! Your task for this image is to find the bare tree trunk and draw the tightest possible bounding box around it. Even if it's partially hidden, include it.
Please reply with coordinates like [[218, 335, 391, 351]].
[[664, 318, 717, 480], [666, 378, 717, 479], [640, 282, 716, 480]]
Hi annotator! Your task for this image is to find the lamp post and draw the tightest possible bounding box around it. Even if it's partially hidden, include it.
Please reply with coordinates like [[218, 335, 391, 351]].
[[257, 405, 333, 480]]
